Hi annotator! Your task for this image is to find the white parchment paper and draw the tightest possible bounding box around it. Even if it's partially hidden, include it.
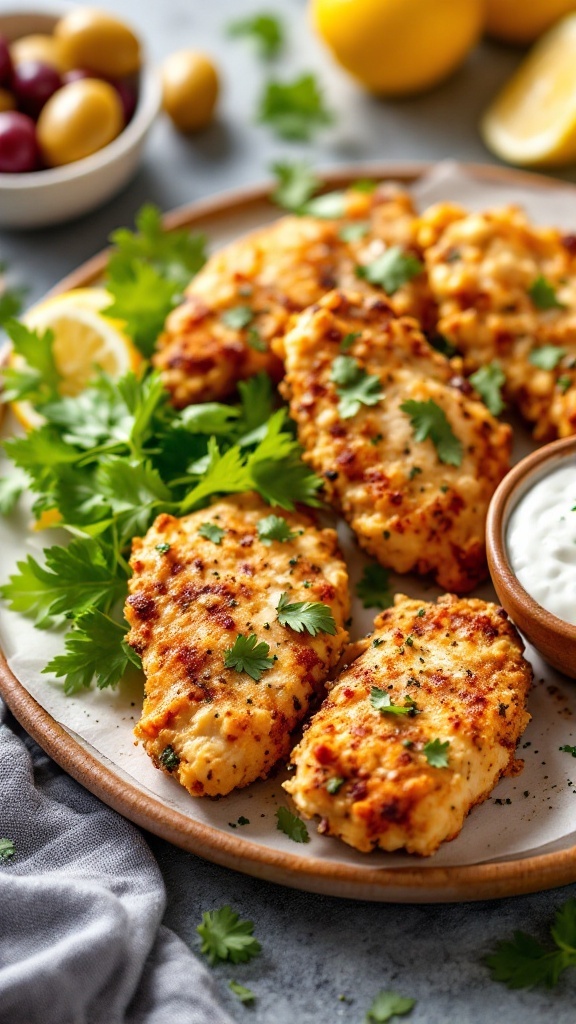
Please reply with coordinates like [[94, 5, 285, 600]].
[[2, 161, 576, 872]]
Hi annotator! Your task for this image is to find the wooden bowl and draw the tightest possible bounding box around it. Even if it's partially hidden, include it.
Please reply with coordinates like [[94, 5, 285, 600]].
[[486, 436, 576, 679]]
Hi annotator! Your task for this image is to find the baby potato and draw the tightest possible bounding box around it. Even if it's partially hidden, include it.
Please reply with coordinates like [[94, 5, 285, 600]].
[[10, 34, 65, 72], [0, 87, 15, 113], [37, 78, 123, 166], [161, 50, 219, 132], [54, 8, 141, 78]]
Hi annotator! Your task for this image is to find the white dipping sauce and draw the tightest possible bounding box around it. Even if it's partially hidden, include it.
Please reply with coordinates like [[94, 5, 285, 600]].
[[507, 461, 576, 625]]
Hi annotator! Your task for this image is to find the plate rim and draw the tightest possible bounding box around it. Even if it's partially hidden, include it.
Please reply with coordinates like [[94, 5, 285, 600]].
[[2, 159, 576, 902]]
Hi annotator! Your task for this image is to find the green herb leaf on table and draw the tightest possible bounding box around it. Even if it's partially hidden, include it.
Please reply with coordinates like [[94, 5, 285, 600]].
[[271, 161, 321, 212], [227, 13, 284, 59], [560, 744, 576, 757], [423, 738, 450, 768], [365, 989, 416, 1022], [528, 275, 565, 311], [275, 806, 309, 843], [229, 980, 256, 1004], [485, 898, 576, 989], [356, 246, 423, 295], [257, 514, 297, 545], [400, 399, 463, 466], [356, 564, 393, 609], [0, 838, 15, 862], [258, 73, 333, 141], [223, 634, 275, 681], [276, 591, 337, 636], [43, 610, 139, 694], [469, 362, 506, 416], [199, 522, 226, 545], [529, 344, 566, 370], [330, 355, 383, 419], [197, 906, 261, 967], [370, 686, 418, 716]]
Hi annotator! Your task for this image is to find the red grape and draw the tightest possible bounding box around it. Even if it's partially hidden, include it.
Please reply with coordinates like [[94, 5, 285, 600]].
[[110, 78, 137, 124], [0, 111, 39, 172], [0, 35, 12, 86], [11, 60, 61, 118]]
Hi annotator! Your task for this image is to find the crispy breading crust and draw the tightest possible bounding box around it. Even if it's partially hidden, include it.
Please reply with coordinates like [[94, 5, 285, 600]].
[[420, 202, 576, 440], [153, 185, 435, 406], [279, 290, 512, 593], [284, 594, 532, 856], [125, 494, 350, 797]]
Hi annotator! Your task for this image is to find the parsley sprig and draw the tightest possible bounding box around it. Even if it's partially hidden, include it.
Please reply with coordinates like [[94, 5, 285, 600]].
[[330, 355, 383, 419], [401, 399, 463, 466], [258, 73, 333, 141], [227, 13, 284, 59], [356, 246, 423, 295], [276, 806, 309, 843], [485, 899, 576, 989], [224, 634, 275, 681], [276, 591, 337, 636], [529, 344, 566, 370], [469, 362, 506, 416], [370, 686, 418, 716], [197, 906, 261, 966]]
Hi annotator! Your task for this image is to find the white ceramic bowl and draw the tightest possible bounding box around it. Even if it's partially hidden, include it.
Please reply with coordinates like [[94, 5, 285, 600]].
[[0, 7, 161, 228]]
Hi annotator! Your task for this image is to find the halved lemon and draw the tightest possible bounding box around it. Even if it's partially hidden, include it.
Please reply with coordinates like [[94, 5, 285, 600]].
[[481, 14, 576, 167], [8, 287, 141, 430]]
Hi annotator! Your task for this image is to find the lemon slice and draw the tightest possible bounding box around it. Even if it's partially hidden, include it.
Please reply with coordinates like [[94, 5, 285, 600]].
[[481, 14, 576, 167], [9, 287, 141, 430]]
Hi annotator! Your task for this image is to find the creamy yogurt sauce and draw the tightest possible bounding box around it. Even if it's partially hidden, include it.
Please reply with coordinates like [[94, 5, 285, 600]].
[[507, 461, 576, 625]]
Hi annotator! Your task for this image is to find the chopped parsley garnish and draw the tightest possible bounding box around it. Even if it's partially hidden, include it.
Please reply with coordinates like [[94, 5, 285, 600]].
[[275, 806, 310, 843], [341, 331, 361, 351], [257, 514, 297, 545], [560, 744, 576, 757], [302, 190, 347, 219], [370, 686, 418, 716], [356, 564, 393, 609], [221, 305, 254, 331], [330, 355, 383, 419], [237, 815, 250, 826], [400, 399, 463, 466], [356, 246, 423, 295], [529, 344, 566, 370], [430, 333, 458, 358], [528, 275, 565, 311], [199, 522, 226, 545], [159, 745, 180, 772], [365, 990, 416, 1022], [197, 906, 261, 966], [229, 980, 256, 1004], [326, 776, 345, 794], [0, 838, 15, 862], [155, 542, 171, 554], [408, 466, 422, 481], [558, 375, 572, 394], [339, 221, 370, 243], [423, 738, 450, 768], [276, 591, 337, 636], [247, 327, 266, 352], [224, 634, 274, 681], [485, 898, 576, 989], [258, 73, 333, 141], [227, 13, 284, 59], [469, 362, 506, 416], [270, 161, 321, 212]]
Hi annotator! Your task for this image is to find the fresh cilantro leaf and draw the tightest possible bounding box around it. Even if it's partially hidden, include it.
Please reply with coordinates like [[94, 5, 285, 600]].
[[180, 402, 240, 436], [370, 686, 418, 716], [258, 73, 333, 141], [401, 399, 463, 466], [326, 776, 345, 794], [356, 564, 393, 609], [227, 13, 284, 59], [229, 980, 256, 1004], [197, 906, 261, 966], [159, 745, 180, 771], [275, 806, 309, 843], [271, 161, 321, 212], [104, 261, 179, 358], [528, 275, 565, 311], [303, 190, 347, 218], [43, 610, 139, 694], [276, 591, 337, 635], [180, 438, 253, 512], [0, 838, 15, 862], [469, 362, 506, 416], [0, 286, 25, 324], [236, 373, 275, 439], [339, 221, 370, 243], [430, 333, 458, 358], [330, 355, 383, 419], [485, 902, 576, 990], [199, 522, 225, 544], [108, 204, 206, 293], [365, 990, 416, 1022], [558, 374, 572, 394], [257, 514, 297, 545], [224, 634, 274, 681], [423, 738, 450, 768], [0, 471, 27, 515], [356, 246, 423, 295], [155, 543, 171, 554], [560, 744, 576, 757], [221, 305, 254, 330], [341, 332, 361, 352], [529, 345, 566, 370], [3, 319, 62, 403], [247, 327, 266, 352]]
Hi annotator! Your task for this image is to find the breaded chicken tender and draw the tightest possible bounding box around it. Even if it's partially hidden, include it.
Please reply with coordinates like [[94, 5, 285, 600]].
[[279, 290, 512, 593], [420, 202, 576, 440], [125, 494, 349, 797], [284, 594, 532, 856], [154, 184, 434, 407]]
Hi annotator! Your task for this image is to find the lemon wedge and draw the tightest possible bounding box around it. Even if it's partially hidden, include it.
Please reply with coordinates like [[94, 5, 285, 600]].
[[10, 287, 141, 430], [482, 14, 576, 167]]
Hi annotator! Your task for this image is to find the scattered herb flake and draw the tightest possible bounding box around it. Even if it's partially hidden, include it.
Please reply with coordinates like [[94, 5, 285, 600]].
[[197, 906, 261, 966], [229, 980, 256, 1004], [558, 374, 572, 394], [227, 12, 284, 59], [275, 806, 309, 843], [257, 514, 297, 545], [326, 776, 345, 794], [258, 73, 333, 141], [247, 326, 267, 352], [356, 246, 423, 295], [365, 989, 416, 1022], [370, 686, 418, 716], [339, 221, 370, 242], [330, 355, 383, 419], [528, 275, 565, 311], [341, 331, 361, 351], [469, 362, 506, 416], [560, 744, 576, 757], [423, 738, 450, 768], [270, 161, 320, 212], [401, 398, 463, 466], [529, 344, 566, 370], [0, 838, 15, 862], [276, 591, 337, 636], [199, 522, 226, 545], [223, 634, 274, 681], [159, 745, 180, 772], [155, 542, 171, 554], [221, 305, 254, 331]]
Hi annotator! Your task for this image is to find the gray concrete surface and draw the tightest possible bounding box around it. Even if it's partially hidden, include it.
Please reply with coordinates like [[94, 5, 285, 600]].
[[3, 1, 576, 1020]]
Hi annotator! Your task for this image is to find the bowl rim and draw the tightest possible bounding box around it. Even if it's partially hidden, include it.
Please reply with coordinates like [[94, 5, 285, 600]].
[[0, 11, 161, 189], [486, 434, 576, 642]]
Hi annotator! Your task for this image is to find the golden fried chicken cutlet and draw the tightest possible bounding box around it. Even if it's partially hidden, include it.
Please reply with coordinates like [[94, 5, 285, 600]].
[[420, 202, 576, 440], [279, 290, 511, 593], [125, 495, 350, 797], [284, 594, 532, 856], [154, 184, 434, 407]]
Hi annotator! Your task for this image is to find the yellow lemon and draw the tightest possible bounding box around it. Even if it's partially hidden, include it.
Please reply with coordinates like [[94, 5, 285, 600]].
[[310, 0, 483, 96], [10, 287, 141, 430], [481, 14, 576, 167], [485, 0, 576, 45]]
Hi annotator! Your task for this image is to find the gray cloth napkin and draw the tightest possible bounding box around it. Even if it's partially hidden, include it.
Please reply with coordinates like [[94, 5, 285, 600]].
[[0, 698, 236, 1024]]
